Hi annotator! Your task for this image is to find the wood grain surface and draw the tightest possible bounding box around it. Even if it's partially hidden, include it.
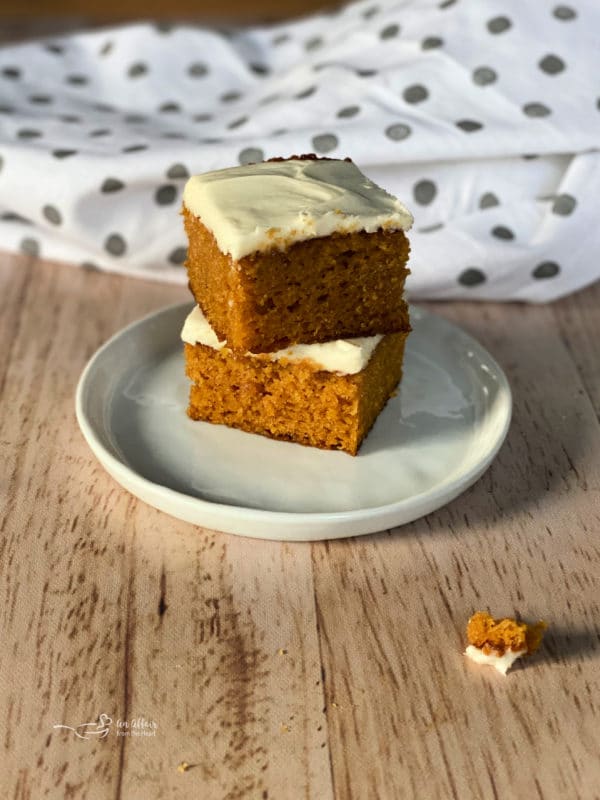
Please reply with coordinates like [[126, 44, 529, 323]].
[[1, 251, 599, 800]]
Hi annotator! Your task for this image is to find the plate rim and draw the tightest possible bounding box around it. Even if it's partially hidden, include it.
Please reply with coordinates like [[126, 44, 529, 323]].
[[75, 302, 512, 537]]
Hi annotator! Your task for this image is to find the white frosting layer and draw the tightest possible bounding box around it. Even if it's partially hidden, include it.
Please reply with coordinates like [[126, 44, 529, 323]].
[[183, 158, 413, 260], [465, 645, 526, 675], [181, 305, 382, 375]]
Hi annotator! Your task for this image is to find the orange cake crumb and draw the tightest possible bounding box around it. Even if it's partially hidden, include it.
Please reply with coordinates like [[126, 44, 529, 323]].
[[465, 611, 546, 674]]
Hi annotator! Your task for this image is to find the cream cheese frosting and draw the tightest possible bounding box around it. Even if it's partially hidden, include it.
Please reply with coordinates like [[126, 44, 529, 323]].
[[465, 644, 526, 675], [181, 305, 382, 375], [182, 158, 413, 260]]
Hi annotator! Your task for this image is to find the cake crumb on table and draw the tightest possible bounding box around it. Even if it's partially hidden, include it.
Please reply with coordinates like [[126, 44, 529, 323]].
[[465, 611, 547, 675], [176, 761, 190, 773]]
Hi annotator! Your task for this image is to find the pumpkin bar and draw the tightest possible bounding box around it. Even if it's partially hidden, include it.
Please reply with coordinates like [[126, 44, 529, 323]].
[[181, 305, 408, 455], [182, 156, 413, 353]]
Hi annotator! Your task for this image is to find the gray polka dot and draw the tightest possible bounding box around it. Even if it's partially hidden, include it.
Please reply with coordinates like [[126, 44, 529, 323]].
[[272, 33, 290, 46], [99, 40, 113, 56], [456, 119, 483, 132], [259, 93, 280, 105], [166, 163, 189, 179], [312, 133, 339, 153], [523, 154, 539, 160], [105, 234, 126, 256], [380, 23, 400, 39], [45, 43, 63, 54], [422, 36, 443, 49], [159, 102, 180, 113], [487, 16, 512, 33], [227, 116, 248, 130], [124, 113, 146, 124], [305, 36, 324, 51], [479, 192, 499, 209], [459, 268, 486, 287], [0, 105, 15, 113], [161, 132, 187, 141], [272, 128, 287, 136], [128, 62, 148, 78], [2, 67, 20, 79], [169, 246, 187, 265], [20, 237, 39, 257], [363, 5, 379, 18], [66, 74, 88, 86], [250, 63, 269, 76], [221, 91, 242, 103], [418, 223, 444, 234], [43, 205, 62, 225], [93, 102, 114, 113], [29, 94, 52, 104], [553, 5, 576, 20], [473, 66, 497, 86], [81, 261, 100, 272], [523, 102, 552, 117], [296, 86, 316, 99], [492, 225, 514, 240], [52, 149, 77, 158], [2, 212, 31, 223], [58, 114, 81, 123], [101, 177, 125, 193], [539, 54, 565, 75], [439, 0, 457, 7], [155, 185, 177, 205], [122, 144, 147, 152], [90, 129, 111, 137], [385, 123, 411, 141], [552, 193, 576, 215], [337, 105, 360, 118], [155, 21, 174, 33], [533, 261, 560, 279], [238, 147, 264, 165], [18, 129, 42, 139], [413, 180, 437, 205], [188, 62, 209, 77], [403, 84, 429, 104], [356, 69, 378, 77]]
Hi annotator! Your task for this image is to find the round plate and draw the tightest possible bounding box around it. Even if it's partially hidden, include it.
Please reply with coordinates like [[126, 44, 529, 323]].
[[76, 303, 511, 541]]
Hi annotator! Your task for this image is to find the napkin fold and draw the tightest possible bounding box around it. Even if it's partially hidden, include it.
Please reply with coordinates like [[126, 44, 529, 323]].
[[0, 0, 599, 301]]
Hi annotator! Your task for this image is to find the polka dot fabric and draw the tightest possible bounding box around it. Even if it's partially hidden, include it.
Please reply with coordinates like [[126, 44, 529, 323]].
[[0, 0, 599, 300]]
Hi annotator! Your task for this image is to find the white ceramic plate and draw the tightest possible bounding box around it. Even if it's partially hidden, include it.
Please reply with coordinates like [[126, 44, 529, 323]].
[[76, 303, 511, 541]]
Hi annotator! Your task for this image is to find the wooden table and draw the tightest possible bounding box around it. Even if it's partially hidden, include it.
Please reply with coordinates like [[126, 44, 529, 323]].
[[1, 251, 599, 799]]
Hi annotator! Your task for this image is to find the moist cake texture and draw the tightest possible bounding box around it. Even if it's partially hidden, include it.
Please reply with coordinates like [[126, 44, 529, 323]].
[[182, 157, 412, 353], [182, 305, 407, 455], [465, 612, 547, 675]]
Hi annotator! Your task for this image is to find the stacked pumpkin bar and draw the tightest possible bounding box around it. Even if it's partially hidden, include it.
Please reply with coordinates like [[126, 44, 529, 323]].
[[180, 155, 413, 455]]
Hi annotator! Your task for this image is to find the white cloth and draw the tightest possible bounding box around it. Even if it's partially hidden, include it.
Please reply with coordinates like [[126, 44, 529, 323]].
[[0, 0, 599, 301]]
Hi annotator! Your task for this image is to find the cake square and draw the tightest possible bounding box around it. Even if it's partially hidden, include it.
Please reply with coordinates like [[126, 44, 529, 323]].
[[182, 305, 408, 456], [182, 156, 413, 353]]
